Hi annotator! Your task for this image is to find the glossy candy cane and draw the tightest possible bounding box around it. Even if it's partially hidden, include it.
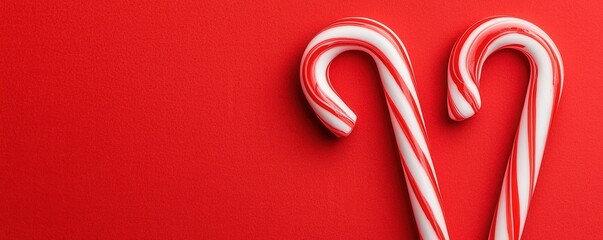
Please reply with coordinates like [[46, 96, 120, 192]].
[[448, 16, 563, 240], [301, 17, 449, 240]]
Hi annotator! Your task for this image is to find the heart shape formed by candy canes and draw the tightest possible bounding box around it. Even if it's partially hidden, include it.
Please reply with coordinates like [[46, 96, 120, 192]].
[[300, 16, 563, 240], [300, 17, 450, 239], [448, 16, 563, 240]]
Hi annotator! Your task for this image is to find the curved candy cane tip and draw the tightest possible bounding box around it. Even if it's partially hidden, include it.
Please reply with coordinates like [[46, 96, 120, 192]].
[[447, 16, 563, 122], [300, 17, 413, 138], [299, 16, 408, 137], [448, 16, 563, 240], [300, 18, 450, 239]]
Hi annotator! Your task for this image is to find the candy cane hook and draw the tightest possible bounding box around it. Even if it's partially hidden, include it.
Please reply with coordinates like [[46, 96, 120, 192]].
[[301, 17, 449, 240], [448, 16, 563, 240]]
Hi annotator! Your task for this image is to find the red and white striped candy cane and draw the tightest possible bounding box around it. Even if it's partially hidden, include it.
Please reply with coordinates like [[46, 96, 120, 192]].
[[301, 17, 449, 240], [448, 16, 563, 240]]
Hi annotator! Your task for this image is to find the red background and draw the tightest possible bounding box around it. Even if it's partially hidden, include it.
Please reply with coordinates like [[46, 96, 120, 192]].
[[2, 1, 603, 239]]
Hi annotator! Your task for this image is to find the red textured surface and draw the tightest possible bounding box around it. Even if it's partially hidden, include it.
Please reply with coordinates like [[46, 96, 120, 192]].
[[1, 1, 602, 239]]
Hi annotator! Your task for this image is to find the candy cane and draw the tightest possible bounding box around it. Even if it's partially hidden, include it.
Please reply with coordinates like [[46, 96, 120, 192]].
[[301, 17, 449, 240], [447, 16, 563, 240]]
